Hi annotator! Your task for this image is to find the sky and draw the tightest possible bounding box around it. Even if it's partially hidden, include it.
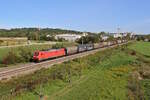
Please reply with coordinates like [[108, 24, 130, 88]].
[[0, 0, 150, 34]]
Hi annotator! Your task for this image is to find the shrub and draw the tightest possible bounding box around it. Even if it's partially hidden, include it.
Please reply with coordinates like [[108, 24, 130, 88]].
[[52, 43, 65, 49], [127, 72, 145, 100], [2, 51, 20, 65], [18, 47, 33, 62], [131, 50, 136, 56]]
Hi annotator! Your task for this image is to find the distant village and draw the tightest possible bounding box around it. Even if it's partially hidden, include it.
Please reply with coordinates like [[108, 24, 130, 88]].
[[51, 32, 135, 42], [0, 27, 149, 47]]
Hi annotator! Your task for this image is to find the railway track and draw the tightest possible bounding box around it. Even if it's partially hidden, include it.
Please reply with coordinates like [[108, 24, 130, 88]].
[[0, 42, 128, 81]]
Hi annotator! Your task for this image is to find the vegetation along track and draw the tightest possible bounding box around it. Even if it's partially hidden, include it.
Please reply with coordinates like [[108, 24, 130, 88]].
[[0, 42, 129, 81]]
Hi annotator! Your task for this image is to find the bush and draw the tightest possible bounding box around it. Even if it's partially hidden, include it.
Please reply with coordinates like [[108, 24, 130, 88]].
[[128, 72, 145, 100], [131, 50, 136, 56], [76, 35, 99, 44], [2, 51, 20, 65], [2, 47, 33, 65], [18, 47, 33, 62], [52, 43, 65, 49]]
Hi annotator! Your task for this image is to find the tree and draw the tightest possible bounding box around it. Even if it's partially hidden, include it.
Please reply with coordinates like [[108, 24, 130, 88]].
[[2, 51, 20, 64], [107, 36, 114, 41], [0, 28, 83, 40], [98, 31, 107, 36], [76, 35, 99, 44], [52, 43, 65, 49]]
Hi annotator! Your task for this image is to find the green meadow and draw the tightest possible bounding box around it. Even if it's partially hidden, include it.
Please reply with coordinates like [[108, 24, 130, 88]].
[[0, 41, 150, 100], [128, 41, 150, 56]]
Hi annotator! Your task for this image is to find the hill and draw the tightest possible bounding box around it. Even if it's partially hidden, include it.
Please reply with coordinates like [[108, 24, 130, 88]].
[[0, 28, 88, 40]]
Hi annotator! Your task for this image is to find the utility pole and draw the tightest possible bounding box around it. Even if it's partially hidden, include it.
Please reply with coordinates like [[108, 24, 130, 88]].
[[82, 32, 87, 45], [117, 27, 120, 34], [82, 36, 83, 45], [38, 26, 41, 41], [82, 33, 84, 45], [117, 27, 122, 40]]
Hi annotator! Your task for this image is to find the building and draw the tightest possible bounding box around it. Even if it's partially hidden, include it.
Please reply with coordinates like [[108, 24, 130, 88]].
[[130, 33, 135, 38], [55, 34, 82, 42], [101, 35, 109, 41], [144, 39, 149, 42], [109, 33, 128, 38], [113, 33, 123, 38]]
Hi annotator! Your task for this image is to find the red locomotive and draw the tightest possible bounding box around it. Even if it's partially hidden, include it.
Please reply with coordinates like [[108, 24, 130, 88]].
[[33, 48, 66, 62]]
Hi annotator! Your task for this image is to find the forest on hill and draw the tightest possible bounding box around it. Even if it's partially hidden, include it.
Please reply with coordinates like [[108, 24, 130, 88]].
[[0, 28, 86, 40]]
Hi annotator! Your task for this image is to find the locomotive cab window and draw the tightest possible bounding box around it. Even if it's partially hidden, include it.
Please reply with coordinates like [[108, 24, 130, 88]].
[[34, 52, 39, 56]]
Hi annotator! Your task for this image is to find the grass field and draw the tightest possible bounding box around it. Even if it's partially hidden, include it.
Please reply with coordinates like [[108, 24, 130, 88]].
[[128, 41, 150, 99], [0, 41, 150, 100], [128, 41, 150, 56], [0, 37, 28, 46]]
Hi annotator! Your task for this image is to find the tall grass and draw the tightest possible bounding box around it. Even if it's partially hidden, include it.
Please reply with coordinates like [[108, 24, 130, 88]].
[[128, 41, 150, 56], [127, 41, 150, 100]]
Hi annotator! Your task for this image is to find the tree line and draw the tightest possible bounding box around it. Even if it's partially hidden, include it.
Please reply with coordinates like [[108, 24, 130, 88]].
[[0, 28, 83, 41], [136, 34, 150, 41], [0, 28, 135, 43]]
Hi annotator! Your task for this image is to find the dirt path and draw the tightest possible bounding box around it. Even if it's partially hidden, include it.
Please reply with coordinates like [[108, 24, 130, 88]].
[[0, 42, 57, 48]]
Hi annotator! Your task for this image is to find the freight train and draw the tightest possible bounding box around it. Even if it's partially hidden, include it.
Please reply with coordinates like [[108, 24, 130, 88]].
[[33, 40, 127, 62]]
